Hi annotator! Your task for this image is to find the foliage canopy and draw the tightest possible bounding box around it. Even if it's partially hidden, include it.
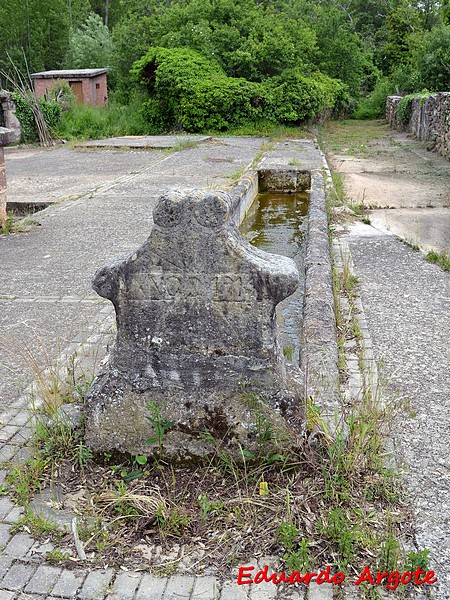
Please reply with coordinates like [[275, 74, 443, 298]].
[[1, 0, 449, 132]]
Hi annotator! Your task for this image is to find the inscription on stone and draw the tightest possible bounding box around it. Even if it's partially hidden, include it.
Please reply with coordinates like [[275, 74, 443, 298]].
[[133, 272, 251, 302]]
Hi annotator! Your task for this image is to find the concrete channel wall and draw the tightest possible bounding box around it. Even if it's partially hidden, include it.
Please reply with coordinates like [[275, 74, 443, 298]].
[[386, 92, 450, 160]]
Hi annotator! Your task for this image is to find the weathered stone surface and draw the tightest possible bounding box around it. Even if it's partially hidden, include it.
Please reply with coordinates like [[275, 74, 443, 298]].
[[0, 93, 21, 143], [258, 168, 311, 192], [49, 403, 83, 430], [85, 189, 301, 461]]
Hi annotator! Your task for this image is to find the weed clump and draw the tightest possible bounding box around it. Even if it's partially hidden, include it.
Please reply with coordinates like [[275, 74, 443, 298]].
[[426, 249, 450, 271]]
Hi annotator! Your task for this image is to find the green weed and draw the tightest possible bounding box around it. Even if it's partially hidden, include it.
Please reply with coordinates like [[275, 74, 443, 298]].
[[46, 548, 72, 563], [405, 548, 430, 571], [277, 521, 299, 551], [228, 168, 246, 182], [55, 96, 149, 141], [0, 212, 14, 235], [7, 457, 47, 503], [172, 138, 199, 151], [318, 120, 389, 156], [219, 121, 310, 139], [284, 540, 312, 572], [145, 401, 175, 458], [283, 346, 294, 362], [156, 505, 191, 537], [402, 238, 420, 251], [198, 493, 224, 521], [11, 509, 60, 537], [378, 535, 401, 572], [426, 249, 450, 271], [329, 172, 347, 206], [348, 203, 364, 216]]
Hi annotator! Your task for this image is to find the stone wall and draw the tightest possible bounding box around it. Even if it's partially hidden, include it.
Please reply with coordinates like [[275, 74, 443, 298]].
[[386, 93, 450, 160]]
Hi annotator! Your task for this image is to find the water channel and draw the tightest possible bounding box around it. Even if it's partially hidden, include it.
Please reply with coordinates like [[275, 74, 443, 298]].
[[240, 191, 309, 364]]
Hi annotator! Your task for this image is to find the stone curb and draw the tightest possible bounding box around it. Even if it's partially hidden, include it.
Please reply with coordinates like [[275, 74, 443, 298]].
[[300, 161, 340, 435]]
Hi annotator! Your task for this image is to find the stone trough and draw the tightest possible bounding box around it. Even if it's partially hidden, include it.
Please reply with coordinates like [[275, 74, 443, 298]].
[[85, 163, 339, 462]]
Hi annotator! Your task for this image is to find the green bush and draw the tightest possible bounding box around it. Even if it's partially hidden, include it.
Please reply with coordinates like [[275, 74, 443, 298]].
[[132, 47, 270, 132], [268, 69, 349, 123], [179, 78, 270, 131], [11, 92, 62, 143], [353, 78, 396, 119], [132, 47, 348, 132]]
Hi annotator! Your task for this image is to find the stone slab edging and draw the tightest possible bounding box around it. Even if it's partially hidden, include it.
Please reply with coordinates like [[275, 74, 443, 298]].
[[300, 166, 340, 434], [229, 169, 259, 226]]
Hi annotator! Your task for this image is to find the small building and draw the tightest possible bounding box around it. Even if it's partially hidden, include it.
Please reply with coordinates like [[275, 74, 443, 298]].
[[31, 69, 108, 107]]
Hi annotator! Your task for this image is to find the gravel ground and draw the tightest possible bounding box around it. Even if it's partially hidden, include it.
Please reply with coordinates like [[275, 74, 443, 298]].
[[345, 223, 450, 599]]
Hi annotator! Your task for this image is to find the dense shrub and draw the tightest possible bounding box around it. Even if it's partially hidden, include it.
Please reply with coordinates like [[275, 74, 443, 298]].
[[11, 92, 62, 143], [132, 47, 270, 131], [414, 25, 450, 91], [55, 95, 149, 140], [268, 69, 349, 123], [353, 78, 396, 119], [133, 47, 348, 132]]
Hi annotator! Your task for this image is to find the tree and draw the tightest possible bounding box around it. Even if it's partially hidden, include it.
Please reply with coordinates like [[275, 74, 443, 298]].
[[377, 0, 422, 75], [65, 12, 114, 68], [0, 0, 70, 78], [311, 4, 376, 97], [89, 0, 122, 28], [112, 0, 319, 91], [414, 25, 450, 89]]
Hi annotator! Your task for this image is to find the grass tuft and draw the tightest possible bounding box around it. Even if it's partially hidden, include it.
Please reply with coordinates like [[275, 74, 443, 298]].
[[426, 249, 450, 271]]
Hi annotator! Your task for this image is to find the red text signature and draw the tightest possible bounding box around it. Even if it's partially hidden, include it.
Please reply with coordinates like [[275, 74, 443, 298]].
[[237, 565, 437, 590]]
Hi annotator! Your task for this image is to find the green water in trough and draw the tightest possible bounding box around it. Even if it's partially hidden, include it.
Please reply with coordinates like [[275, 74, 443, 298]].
[[240, 191, 309, 364]]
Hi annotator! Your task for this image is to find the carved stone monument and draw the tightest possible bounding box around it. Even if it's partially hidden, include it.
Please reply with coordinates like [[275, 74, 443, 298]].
[[85, 190, 301, 461]]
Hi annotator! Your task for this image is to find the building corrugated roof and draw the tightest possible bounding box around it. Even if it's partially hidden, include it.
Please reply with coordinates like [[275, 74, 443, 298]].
[[31, 69, 108, 79]]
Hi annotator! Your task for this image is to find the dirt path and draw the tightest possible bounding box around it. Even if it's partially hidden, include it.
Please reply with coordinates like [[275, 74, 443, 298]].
[[321, 119, 450, 252]]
